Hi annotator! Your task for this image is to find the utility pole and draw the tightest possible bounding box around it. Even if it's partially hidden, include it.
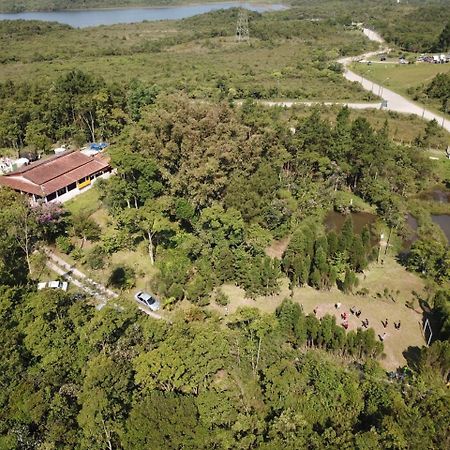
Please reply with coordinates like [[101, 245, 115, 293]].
[[236, 7, 249, 43]]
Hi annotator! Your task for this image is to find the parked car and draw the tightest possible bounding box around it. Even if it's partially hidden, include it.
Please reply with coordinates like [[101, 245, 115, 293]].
[[38, 280, 69, 291], [134, 291, 160, 311], [380, 55, 386, 61]]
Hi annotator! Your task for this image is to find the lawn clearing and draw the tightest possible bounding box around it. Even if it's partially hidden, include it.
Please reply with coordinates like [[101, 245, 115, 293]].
[[352, 62, 450, 94], [65, 187, 102, 217], [209, 256, 427, 370]]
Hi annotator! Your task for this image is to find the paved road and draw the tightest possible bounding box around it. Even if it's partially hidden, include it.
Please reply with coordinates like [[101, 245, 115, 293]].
[[243, 28, 449, 133], [340, 29, 450, 133]]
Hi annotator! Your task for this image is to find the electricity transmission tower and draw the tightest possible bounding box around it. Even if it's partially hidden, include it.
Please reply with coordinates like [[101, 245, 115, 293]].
[[236, 7, 249, 42]]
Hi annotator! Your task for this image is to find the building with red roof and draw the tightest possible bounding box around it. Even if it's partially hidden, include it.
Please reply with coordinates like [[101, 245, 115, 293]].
[[0, 150, 111, 203]]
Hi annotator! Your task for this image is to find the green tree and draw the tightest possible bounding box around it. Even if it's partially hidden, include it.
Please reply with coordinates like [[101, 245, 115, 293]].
[[71, 213, 101, 249], [133, 322, 229, 394], [434, 21, 450, 52], [2, 189, 39, 275], [123, 392, 206, 449], [78, 354, 133, 450], [276, 299, 307, 346], [139, 199, 175, 265], [25, 119, 51, 153], [127, 80, 159, 121]]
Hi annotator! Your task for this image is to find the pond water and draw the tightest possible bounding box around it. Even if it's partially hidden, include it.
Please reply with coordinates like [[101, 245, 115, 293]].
[[404, 213, 450, 246], [324, 211, 377, 235], [403, 214, 418, 249], [0, 3, 286, 28], [431, 214, 450, 242], [419, 189, 450, 203]]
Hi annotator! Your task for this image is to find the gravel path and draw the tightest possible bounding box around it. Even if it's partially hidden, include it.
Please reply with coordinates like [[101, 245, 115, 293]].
[[45, 249, 164, 320]]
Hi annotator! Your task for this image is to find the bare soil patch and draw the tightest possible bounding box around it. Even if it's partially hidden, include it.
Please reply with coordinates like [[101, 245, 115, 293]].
[[265, 236, 291, 260]]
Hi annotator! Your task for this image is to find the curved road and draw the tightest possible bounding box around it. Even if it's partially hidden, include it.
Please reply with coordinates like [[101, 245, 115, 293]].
[[339, 28, 450, 133], [253, 28, 449, 133]]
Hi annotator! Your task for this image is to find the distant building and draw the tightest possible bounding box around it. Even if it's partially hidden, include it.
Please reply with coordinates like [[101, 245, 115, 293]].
[[0, 157, 29, 175], [0, 150, 111, 203]]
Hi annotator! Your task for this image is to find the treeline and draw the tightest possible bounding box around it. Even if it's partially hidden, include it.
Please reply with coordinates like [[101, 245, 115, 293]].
[[1, 271, 449, 449], [283, 217, 373, 292], [425, 72, 450, 114], [276, 299, 383, 357], [408, 71, 450, 117], [289, 0, 450, 53], [0, 71, 157, 152], [369, 6, 450, 52]]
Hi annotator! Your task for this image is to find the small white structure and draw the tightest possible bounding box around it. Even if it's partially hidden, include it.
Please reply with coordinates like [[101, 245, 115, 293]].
[[38, 280, 69, 291], [81, 148, 101, 157], [54, 146, 67, 155], [15, 157, 29, 168], [0, 157, 29, 174]]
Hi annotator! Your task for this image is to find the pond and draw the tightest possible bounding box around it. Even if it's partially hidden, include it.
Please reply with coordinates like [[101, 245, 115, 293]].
[[431, 214, 450, 242], [419, 189, 450, 204], [324, 211, 377, 235], [0, 3, 286, 28], [403, 214, 418, 249]]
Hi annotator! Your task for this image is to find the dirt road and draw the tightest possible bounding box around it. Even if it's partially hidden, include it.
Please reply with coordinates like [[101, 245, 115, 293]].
[[45, 249, 164, 320]]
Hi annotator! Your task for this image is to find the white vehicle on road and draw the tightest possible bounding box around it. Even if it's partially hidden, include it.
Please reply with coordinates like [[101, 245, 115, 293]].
[[134, 291, 160, 311], [37, 280, 69, 291]]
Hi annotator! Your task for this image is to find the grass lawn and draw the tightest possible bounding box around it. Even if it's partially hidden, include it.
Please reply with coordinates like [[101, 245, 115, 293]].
[[209, 256, 427, 371], [61, 186, 160, 301], [429, 151, 450, 181], [350, 62, 450, 118], [65, 187, 102, 217]]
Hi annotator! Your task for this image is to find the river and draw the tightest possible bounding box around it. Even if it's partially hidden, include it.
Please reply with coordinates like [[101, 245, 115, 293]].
[[0, 3, 285, 28]]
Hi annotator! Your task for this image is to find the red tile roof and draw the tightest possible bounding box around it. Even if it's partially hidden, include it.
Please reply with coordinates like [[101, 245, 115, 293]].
[[0, 150, 110, 197]]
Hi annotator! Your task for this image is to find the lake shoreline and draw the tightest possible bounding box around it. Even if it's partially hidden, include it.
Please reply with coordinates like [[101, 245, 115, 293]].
[[0, 1, 286, 15], [0, 2, 286, 27]]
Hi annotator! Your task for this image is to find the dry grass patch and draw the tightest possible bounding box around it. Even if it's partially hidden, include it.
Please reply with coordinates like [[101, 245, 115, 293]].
[[265, 236, 291, 260], [208, 256, 426, 370]]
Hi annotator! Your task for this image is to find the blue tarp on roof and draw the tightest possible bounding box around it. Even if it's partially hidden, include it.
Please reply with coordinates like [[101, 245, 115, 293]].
[[89, 142, 109, 151]]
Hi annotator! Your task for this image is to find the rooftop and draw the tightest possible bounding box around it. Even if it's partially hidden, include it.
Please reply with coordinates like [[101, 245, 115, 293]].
[[0, 150, 110, 197]]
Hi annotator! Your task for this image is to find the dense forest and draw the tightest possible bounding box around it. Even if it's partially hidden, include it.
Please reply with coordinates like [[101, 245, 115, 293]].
[[0, 185, 449, 448], [1, 1, 450, 448], [1, 186, 449, 448]]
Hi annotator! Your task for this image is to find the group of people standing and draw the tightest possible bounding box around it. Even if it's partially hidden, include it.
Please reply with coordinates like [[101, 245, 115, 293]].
[[327, 303, 403, 339]]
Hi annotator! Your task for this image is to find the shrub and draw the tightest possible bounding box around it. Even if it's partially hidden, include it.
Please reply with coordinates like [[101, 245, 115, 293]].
[[356, 287, 370, 296], [215, 289, 230, 306], [56, 235, 74, 254], [107, 265, 135, 290], [71, 248, 84, 261], [85, 245, 106, 270]]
